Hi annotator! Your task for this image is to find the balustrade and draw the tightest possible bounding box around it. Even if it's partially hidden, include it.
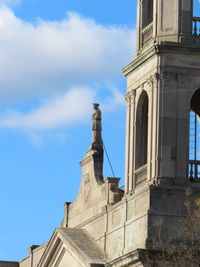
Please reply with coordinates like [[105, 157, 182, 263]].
[[189, 160, 200, 180], [192, 17, 200, 36], [141, 23, 153, 47]]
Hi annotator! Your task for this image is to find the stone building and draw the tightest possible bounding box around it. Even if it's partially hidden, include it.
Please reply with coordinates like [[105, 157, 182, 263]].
[[2, 0, 200, 266]]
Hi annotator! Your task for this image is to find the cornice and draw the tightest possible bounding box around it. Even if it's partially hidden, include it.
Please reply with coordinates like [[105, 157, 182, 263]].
[[122, 41, 200, 77], [122, 45, 156, 77]]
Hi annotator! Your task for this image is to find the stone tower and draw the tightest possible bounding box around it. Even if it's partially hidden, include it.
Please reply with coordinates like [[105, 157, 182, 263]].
[[124, 0, 197, 193], [123, 0, 200, 259]]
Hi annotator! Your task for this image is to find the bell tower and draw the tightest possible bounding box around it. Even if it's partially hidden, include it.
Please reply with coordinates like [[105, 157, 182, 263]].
[[123, 0, 200, 194], [122, 0, 200, 252]]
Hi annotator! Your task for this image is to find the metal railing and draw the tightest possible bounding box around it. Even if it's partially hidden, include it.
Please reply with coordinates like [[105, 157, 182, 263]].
[[141, 23, 153, 47], [189, 160, 200, 180], [192, 17, 200, 36]]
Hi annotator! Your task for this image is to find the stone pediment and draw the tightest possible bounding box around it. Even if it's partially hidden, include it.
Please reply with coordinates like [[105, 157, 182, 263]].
[[38, 227, 106, 267], [63, 148, 123, 227]]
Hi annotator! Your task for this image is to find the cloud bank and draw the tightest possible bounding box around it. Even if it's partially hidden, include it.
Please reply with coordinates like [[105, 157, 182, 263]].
[[0, 88, 94, 129], [0, 7, 135, 102], [0, 6, 135, 133]]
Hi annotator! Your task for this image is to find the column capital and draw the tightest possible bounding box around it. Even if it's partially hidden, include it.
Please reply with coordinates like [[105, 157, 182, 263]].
[[125, 90, 136, 104]]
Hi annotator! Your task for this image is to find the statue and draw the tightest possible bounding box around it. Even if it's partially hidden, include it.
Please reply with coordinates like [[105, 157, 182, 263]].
[[92, 103, 102, 148]]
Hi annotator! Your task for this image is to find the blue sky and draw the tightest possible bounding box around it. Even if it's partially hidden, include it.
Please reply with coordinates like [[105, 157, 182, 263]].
[[0, 0, 137, 262]]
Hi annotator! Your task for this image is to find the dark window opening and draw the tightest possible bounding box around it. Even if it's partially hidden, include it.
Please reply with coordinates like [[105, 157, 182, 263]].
[[135, 91, 149, 169], [142, 0, 154, 29]]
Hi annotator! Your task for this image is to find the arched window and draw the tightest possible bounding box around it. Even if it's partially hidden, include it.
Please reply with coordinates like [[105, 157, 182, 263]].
[[189, 89, 200, 180], [135, 91, 149, 169]]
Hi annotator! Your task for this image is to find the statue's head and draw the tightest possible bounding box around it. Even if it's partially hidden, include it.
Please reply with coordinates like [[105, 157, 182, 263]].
[[93, 103, 100, 110]]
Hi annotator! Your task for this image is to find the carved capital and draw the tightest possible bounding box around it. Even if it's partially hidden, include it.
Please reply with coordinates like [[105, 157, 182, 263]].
[[146, 73, 160, 91], [130, 90, 136, 103], [161, 71, 177, 88], [147, 77, 153, 88], [125, 92, 131, 104], [152, 73, 160, 82], [161, 71, 176, 81], [125, 90, 136, 104]]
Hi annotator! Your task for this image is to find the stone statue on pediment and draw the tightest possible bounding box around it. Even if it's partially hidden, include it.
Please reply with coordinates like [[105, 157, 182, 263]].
[[92, 103, 102, 147]]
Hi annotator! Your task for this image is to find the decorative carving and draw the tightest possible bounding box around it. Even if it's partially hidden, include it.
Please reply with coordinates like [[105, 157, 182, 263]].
[[147, 77, 153, 90], [146, 73, 159, 92], [125, 91, 135, 105], [124, 93, 130, 104], [161, 71, 177, 88], [153, 73, 160, 82], [161, 71, 176, 81]]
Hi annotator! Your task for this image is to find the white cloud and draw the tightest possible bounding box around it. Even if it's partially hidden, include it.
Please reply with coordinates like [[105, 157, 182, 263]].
[[0, 7, 135, 103], [101, 86, 124, 112], [0, 0, 20, 6], [0, 6, 134, 139], [26, 131, 67, 147], [0, 85, 125, 131], [0, 87, 95, 129]]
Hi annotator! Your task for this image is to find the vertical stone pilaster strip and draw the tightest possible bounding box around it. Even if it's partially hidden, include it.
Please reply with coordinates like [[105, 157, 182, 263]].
[[151, 73, 160, 182], [124, 93, 131, 194], [176, 73, 190, 181], [147, 78, 154, 181], [137, 0, 143, 51], [129, 90, 136, 192]]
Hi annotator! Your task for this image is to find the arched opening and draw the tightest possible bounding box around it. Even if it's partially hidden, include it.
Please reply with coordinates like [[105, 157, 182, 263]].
[[142, 0, 154, 29], [189, 89, 200, 180], [135, 91, 149, 170]]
